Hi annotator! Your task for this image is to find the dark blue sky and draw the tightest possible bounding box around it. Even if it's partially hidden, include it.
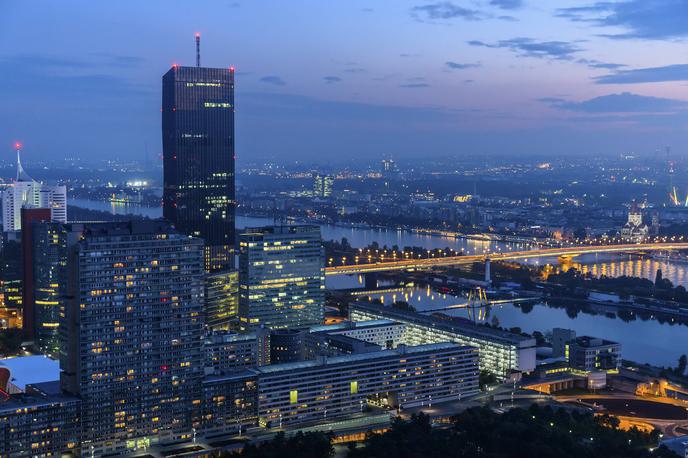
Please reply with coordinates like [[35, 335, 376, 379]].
[[1, 0, 687, 164]]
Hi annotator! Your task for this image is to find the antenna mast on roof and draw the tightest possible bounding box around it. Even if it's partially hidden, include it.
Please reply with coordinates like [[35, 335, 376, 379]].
[[195, 33, 201, 67]]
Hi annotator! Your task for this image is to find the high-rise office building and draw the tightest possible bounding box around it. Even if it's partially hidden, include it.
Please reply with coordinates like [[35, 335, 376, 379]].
[[21, 210, 65, 354], [162, 62, 236, 272], [312, 174, 333, 198], [204, 269, 239, 330], [59, 221, 205, 455], [0, 237, 22, 328], [2, 146, 67, 233], [239, 226, 325, 331]]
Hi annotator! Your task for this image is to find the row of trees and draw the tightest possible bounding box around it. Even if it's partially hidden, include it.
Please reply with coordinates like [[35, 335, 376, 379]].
[[229, 405, 676, 457]]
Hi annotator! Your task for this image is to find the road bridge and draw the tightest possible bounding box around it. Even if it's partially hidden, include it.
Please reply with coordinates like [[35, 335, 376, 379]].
[[324, 242, 688, 276]]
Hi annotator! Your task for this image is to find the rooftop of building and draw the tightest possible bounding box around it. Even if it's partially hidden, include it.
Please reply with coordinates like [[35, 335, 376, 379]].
[[67, 220, 178, 237], [309, 319, 400, 334], [240, 225, 321, 237], [571, 336, 620, 348], [253, 342, 475, 375], [202, 369, 257, 385], [0, 355, 60, 391], [350, 302, 535, 347], [0, 390, 79, 412], [205, 330, 262, 344]]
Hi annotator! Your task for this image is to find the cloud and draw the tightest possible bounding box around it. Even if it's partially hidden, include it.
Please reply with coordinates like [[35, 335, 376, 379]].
[[540, 92, 688, 113], [468, 38, 582, 60], [400, 83, 430, 88], [490, 0, 523, 10], [446, 61, 481, 70], [411, 2, 484, 21], [323, 76, 342, 84], [595, 64, 688, 84], [557, 0, 688, 40], [259, 75, 286, 86], [577, 58, 626, 70]]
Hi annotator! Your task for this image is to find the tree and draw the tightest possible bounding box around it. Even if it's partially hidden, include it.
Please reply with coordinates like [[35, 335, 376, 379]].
[[479, 370, 497, 390], [573, 227, 587, 240], [391, 301, 415, 312], [0, 328, 23, 355], [491, 315, 500, 328], [347, 405, 672, 458], [677, 354, 687, 376], [655, 269, 663, 287], [232, 431, 333, 458]]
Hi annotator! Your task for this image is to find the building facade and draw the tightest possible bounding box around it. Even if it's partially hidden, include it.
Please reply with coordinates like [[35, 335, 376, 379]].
[[59, 221, 206, 455], [204, 269, 239, 329], [567, 336, 622, 372], [349, 302, 536, 377], [204, 329, 269, 376], [0, 386, 80, 457], [2, 149, 66, 233], [239, 226, 324, 330], [309, 320, 406, 350], [162, 65, 236, 272], [25, 218, 66, 355], [312, 174, 333, 198], [254, 343, 479, 428]]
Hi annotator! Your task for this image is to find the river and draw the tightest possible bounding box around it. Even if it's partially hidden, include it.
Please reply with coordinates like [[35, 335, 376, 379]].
[[71, 200, 688, 367]]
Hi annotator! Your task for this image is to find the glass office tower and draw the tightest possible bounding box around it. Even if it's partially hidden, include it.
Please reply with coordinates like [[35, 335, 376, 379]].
[[162, 65, 235, 272], [239, 225, 325, 331]]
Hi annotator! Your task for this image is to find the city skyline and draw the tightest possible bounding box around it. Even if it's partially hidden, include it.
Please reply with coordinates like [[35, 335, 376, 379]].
[[1, 3, 688, 456], [1, 1, 688, 163]]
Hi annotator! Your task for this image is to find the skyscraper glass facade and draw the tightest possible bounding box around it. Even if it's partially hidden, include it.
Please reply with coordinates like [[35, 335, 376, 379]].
[[239, 226, 325, 330], [162, 66, 235, 272]]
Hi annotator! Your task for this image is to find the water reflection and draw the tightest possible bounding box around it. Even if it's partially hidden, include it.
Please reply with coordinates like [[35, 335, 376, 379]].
[[360, 283, 687, 367], [524, 253, 688, 288]]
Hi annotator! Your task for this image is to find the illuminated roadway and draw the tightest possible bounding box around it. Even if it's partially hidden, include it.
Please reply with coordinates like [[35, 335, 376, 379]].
[[324, 242, 688, 276]]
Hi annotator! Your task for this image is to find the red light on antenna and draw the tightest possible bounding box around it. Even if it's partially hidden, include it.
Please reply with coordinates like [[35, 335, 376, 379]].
[[230, 66, 235, 72], [195, 32, 201, 38], [14, 142, 21, 150]]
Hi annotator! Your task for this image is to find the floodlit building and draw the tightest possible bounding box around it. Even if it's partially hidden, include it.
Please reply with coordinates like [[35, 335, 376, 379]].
[[1, 147, 67, 233], [239, 225, 325, 330], [205, 269, 239, 329], [254, 342, 479, 428], [308, 320, 406, 349], [621, 202, 649, 243], [349, 302, 536, 377], [312, 174, 333, 198]]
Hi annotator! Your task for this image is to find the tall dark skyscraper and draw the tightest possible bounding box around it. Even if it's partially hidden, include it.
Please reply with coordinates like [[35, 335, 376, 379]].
[[162, 54, 236, 272]]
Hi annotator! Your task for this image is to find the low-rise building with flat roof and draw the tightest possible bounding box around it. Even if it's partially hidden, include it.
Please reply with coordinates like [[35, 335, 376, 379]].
[[349, 302, 536, 377], [253, 342, 479, 428]]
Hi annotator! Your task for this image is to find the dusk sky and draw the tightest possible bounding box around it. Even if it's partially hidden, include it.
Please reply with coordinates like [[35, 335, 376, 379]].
[[1, 0, 687, 164]]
